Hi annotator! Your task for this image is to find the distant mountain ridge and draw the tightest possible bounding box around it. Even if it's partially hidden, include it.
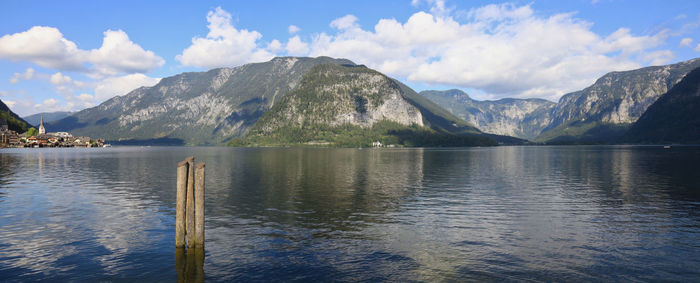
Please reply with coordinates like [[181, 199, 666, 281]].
[[236, 64, 497, 147], [23, 111, 73, 126], [49, 57, 355, 145], [421, 57, 700, 143], [538, 58, 700, 143], [48, 56, 505, 146], [46, 55, 700, 145], [420, 89, 555, 140]]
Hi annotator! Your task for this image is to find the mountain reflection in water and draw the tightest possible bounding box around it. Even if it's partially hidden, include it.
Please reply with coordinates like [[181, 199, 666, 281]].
[[0, 146, 699, 281]]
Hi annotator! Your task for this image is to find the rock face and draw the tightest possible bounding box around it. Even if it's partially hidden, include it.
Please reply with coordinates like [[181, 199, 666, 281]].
[[256, 64, 424, 132], [421, 58, 700, 143], [49, 57, 354, 145], [420, 89, 555, 140], [49, 56, 481, 145], [241, 64, 496, 147], [625, 66, 700, 143], [537, 58, 700, 142]]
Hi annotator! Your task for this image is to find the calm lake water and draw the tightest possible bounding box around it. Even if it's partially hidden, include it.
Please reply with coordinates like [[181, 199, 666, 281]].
[[0, 146, 699, 281]]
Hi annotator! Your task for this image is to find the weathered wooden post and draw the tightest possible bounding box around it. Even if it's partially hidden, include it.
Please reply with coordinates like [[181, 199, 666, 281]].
[[175, 160, 188, 248], [185, 156, 196, 248], [195, 162, 206, 248], [175, 157, 206, 281]]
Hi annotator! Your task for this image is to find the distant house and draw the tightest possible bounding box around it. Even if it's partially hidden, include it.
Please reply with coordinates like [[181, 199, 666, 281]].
[[0, 118, 7, 131], [37, 135, 48, 146], [49, 132, 72, 138], [47, 136, 59, 146], [73, 137, 91, 147], [0, 132, 8, 146], [372, 141, 383, 147], [8, 132, 19, 146]]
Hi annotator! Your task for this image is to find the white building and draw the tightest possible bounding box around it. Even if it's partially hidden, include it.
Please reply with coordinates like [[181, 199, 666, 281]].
[[38, 115, 46, 135]]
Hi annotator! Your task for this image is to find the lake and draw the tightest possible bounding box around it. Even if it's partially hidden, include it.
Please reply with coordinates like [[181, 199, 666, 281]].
[[0, 146, 699, 281]]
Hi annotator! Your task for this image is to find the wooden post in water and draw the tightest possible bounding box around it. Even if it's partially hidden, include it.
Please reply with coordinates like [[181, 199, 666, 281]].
[[175, 157, 206, 281], [195, 162, 206, 248], [185, 156, 196, 248], [175, 160, 188, 248]]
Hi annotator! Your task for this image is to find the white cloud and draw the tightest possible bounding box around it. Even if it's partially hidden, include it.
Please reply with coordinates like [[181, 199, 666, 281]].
[[4, 100, 16, 108], [0, 26, 85, 70], [695, 43, 700, 52], [76, 93, 95, 108], [43, 98, 58, 108], [0, 27, 163, 77], [48, 72, 87, 96], [330, 15, 360, 30], [77, 93, 94, 102], [50, 72, 72, 85], [9, 68, 35, 84], [267, 39, 283, 52], [299, 3, 673, 100], [88, 30, 165, 77], [411, 0, 452, 16], [285, 36, 309, 55], [641, 50, 675, 66], [94, 73, 160, 101], [288, 25, 301, 34], [0, 26, 165, 113], [176, 7, 274, 69], [680, 37, 693, 47]]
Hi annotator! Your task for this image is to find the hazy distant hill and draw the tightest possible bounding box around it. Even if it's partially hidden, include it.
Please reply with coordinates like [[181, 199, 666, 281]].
[[236, 64, 497, 147], [625, 66, 700, 143], [23, 111, 73, 126], [0, 99, 31, 133], [420, 89, 555, 140]]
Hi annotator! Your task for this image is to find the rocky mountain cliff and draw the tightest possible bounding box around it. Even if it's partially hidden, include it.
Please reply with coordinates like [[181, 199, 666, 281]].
[[537, 58, 700, 143], [420, 58, 700, 143], [49, 57, 354, 145], [0, 99, 31, 133], [625, 66, 700, 143], [420, 89, 555, 140], [238, 64, 497, 147]]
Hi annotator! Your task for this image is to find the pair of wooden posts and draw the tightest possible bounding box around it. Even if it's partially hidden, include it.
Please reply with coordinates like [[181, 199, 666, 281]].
[[176, 156, 205, 249]]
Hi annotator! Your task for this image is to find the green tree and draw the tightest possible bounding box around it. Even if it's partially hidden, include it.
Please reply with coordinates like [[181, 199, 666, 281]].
[[26, 127, 37, 137]]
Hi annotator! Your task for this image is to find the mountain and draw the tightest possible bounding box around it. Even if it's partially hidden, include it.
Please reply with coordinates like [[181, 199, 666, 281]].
[[0, 99, 31, 133], [234, 64, 497, 147], [23, 111, 73, 126], [625, 66, 700, 143], [536, 58, 700, 143], [420, 89, 555, 140], [49, 57, 354, 145]]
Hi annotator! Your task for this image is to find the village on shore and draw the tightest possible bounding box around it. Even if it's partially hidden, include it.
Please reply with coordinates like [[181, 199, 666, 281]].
[[0, 116, 106, 148]]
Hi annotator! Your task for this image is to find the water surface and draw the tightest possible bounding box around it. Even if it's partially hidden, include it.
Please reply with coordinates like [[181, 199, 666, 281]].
[[0, 146, 699, 281]]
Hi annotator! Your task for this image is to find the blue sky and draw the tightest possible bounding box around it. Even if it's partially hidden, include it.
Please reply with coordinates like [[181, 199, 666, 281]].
[[1, 0, 699, 116]]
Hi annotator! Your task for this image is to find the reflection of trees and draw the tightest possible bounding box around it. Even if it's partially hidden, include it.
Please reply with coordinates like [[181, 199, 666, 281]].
[[210, 148, 425, 235]]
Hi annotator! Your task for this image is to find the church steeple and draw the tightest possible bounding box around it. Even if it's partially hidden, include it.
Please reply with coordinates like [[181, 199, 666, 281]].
[[38, 114, 46, 135]]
